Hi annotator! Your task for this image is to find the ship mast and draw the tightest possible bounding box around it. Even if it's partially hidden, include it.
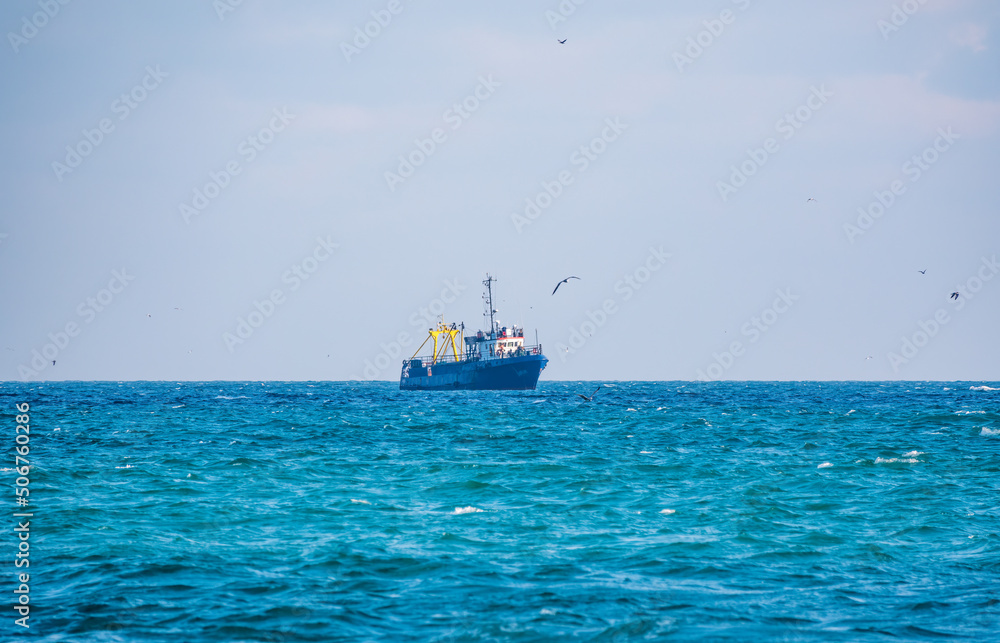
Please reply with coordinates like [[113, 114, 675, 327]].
[[483, 274, 497, 339]]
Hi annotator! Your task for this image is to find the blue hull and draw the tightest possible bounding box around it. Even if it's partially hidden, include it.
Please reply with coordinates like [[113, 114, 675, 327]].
[[399, 354, 547, 391]]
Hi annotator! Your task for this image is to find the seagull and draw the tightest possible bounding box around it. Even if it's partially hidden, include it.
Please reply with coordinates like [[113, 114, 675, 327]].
[[807, 198, 817, 202], [558, 39, 567, 44], [950, 292, 960, 300], [918, 270, 926, 275], [866, 356, 873, 360], [577, 386, 601, 402], [147, 314, 151, 318], [51, 360, 56, 366], [552, 276, 580, 295]]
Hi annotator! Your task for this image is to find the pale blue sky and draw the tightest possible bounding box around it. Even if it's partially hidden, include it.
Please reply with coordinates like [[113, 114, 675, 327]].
[[1, 0, 998, 382]]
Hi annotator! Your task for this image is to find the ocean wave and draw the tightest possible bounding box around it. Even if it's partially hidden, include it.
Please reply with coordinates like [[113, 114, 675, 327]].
[[7, 380, 1000, 641], [970, 386, 999, 391]]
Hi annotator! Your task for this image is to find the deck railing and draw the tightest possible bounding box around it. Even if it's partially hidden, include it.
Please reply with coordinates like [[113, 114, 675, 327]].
[[402, 344, 544, 366]]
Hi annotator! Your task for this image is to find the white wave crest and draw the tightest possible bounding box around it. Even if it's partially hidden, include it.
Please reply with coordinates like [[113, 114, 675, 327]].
[[875, 457, 919, 464], [970, 386, 999, 391], [818, 462, 833, 469], [453, 506, 483, 514], [902, 451, 923, 457], [980, 427, 999, 437], [350, 499, 371, 505], [659, 509, 676, 515]]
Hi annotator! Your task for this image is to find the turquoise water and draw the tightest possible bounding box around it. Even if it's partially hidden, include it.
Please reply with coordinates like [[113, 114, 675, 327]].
[[2, 381, 999, 641]]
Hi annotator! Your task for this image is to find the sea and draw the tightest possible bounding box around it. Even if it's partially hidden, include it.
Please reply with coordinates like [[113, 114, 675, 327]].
[[1, 381, 998, 642]]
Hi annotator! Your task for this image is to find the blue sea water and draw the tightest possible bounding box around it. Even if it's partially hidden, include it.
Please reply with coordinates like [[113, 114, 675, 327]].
[[1, 381, 999, 642]]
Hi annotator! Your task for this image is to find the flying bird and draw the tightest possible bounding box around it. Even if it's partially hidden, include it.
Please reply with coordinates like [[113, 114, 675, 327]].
[[807, 198, 817, 202], [51, 360, 56, 366], [552, 276, 580, 295], [866, 356, 873, 360], [577, 386, 601, 402], [558, 39, 567, 44], [918, 270, 926, 274], [950, 292, 960, 300]]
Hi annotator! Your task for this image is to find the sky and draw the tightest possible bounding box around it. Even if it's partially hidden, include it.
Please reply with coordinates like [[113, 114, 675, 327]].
[[0, 0, 998, 382]]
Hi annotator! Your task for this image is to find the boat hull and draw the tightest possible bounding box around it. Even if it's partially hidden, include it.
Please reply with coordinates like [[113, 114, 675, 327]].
[[399, 354, 547, 391]]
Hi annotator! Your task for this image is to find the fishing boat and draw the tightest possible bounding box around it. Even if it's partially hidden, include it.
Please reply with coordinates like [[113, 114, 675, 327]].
[[399, 275, 547, 390]]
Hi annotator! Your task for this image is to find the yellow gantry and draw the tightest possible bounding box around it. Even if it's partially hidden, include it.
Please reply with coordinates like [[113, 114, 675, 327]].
[[410, 320, 463, 364]]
